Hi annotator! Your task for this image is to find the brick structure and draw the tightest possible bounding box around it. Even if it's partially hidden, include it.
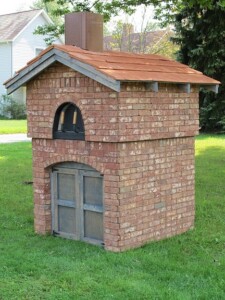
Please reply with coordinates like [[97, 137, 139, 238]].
[[5, 43, 219, 252], [27, 62, 199, 251]]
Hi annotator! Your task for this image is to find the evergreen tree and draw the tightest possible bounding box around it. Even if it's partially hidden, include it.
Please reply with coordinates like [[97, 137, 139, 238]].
[[171, 1, 225, 131]]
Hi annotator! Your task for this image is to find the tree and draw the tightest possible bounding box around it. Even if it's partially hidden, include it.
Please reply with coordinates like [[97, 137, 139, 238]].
[[170, 1, 225, 131], [32, 0, 62, 24], [33, 0, 225, 44], [104, 19, 178, 58], [104, 6, 162, 54], [32, 0, 65, 44], [33, 0, 138, 44]]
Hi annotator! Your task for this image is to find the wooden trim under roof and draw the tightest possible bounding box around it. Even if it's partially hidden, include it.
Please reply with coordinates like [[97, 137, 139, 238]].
[[5, 44, 220, 94]]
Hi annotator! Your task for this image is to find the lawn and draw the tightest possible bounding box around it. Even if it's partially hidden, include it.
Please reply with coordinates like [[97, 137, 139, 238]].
[[0, 136, 225, 299], [0, 119, 27, 134]]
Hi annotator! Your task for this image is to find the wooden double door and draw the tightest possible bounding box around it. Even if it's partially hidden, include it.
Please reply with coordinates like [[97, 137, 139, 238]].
[[51, 163, 103, 245]]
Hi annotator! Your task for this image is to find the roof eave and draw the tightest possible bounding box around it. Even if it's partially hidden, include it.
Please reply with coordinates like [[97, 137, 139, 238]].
[[121, 80, 220, 94], [199, 84, 219, 93]]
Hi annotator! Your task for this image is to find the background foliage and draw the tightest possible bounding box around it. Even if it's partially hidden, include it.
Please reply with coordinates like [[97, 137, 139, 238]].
[[0, 95, 26, 120], [170, 2, 225, 132]]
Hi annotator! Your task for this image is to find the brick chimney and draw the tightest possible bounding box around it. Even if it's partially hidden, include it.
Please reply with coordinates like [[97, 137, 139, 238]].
[[65, 12, 103, 52]]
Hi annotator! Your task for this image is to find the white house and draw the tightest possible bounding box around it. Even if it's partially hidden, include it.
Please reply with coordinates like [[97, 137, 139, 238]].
[[0, 9, 62, 105]]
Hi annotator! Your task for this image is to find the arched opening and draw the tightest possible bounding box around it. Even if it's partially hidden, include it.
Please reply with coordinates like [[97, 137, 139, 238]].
[[53, 102, 85, 140]]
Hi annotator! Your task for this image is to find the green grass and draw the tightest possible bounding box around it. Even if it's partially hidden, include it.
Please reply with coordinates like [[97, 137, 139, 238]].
[[0, 136, 225, 299], [0, 119, 27, 134]]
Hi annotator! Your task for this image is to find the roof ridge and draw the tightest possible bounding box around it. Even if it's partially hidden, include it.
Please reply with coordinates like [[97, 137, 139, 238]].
[[54, 44, 172, 60]]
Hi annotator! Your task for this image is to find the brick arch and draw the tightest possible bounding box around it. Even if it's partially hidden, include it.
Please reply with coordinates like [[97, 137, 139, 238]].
[[44, 155, 104, 175], [51, 96, 89, 128]]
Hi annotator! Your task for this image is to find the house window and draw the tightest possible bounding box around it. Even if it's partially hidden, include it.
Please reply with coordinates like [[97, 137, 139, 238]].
[[53, 102, 85, 140]]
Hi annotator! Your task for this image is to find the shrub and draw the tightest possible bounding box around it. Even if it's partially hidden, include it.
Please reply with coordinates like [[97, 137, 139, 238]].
[[0, 94, 26, 119]]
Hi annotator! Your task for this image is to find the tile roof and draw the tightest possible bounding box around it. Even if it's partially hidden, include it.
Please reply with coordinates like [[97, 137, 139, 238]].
[[0, 9, 42, 41], [41, 44, 220, 84], [5, 44, 220, 94]]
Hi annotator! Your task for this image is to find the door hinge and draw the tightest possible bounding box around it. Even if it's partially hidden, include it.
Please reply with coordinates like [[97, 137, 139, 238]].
[[53, 230, 59, 236]]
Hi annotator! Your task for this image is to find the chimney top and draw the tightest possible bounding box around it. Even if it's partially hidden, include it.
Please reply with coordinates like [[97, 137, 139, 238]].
[[65, 12, 103, 52]]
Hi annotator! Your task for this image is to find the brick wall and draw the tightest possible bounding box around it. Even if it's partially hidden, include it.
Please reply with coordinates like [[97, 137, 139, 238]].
[[27, 61, 199, 252], [31, 137, 195, 252], [116, 137, 195, 251], [32, 139, 120, 242], [27, 62, 199, 142]]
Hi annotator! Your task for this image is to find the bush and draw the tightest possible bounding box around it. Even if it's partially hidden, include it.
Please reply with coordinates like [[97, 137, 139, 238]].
[[0, 94, 26, 119], [199, 87, 225, 133]]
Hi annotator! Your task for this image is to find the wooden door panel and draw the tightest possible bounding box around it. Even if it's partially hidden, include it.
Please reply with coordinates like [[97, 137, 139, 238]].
[[58, 206, 76, 234], [52, 168, 78, 238], [84, 211, 103, 241], [82, 171, 103, 242], [57, 173, 76, 202], [83, 175, 103, 206]]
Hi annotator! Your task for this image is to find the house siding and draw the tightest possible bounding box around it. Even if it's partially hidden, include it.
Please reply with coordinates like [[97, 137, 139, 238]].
[[1, 12, 62, 105], [0, 42, 12, 97], [11, 14, 51, 104], [12, 14, 55, 72]]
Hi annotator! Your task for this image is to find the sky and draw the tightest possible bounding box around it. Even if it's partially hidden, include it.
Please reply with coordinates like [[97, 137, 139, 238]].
[[0, 0, 34, 15], [109, 5, 156, 32]]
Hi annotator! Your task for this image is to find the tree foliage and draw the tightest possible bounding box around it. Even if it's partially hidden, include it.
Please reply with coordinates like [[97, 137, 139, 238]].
[[33, 0, 225, 44], [170, 1, 225, 131], [33, 0, 139, 44], [32, 0, 62, 24], [105, 20, 178, 58], [32, 0, 65, 44]]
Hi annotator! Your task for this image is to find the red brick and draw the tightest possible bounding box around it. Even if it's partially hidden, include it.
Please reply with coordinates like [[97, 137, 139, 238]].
[[27, 62, 199, 252]]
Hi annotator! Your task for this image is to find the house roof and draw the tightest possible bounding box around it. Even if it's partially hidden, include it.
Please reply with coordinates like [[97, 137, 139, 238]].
[[5, 44, 220, 94], [0, 9, 52, 42]]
